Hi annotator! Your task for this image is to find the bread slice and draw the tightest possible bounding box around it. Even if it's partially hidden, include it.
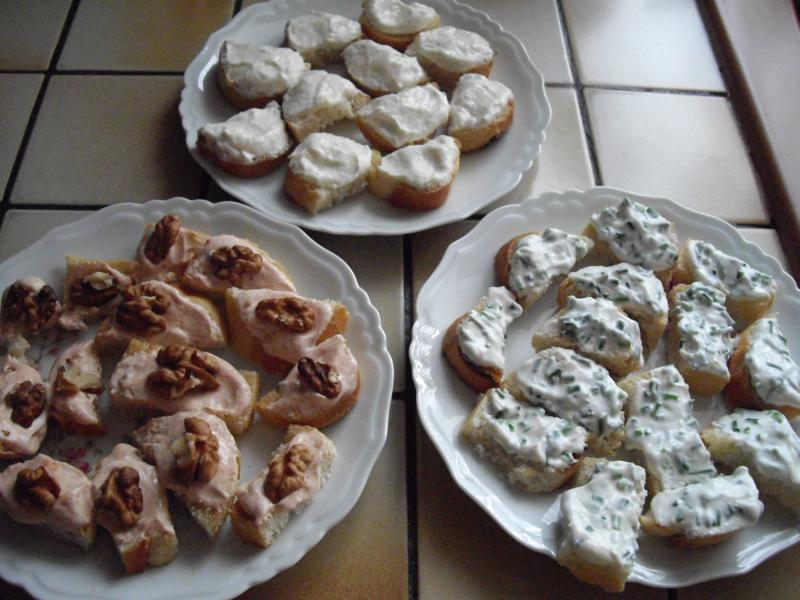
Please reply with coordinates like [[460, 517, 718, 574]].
[[110, 338, 258, 436], [702, 409, 800, 515], [132, 411, 240, 538], [461, 388, 587, 492], [558, 263, 668, 352], [359, 0, 440, 50], [533, 296, 643, 377], [368, 135, 460, 211], [285, 12, 362, 67], [583, 198, 678, 288], [48, 340, 105, 436], [225, 287, 349, 376], [0, 355, 48, 459], [639, 467, 763, 547], [196, 103, 293, 179], [285, 133, 380, 214], [666, 283, 735, 396], [672, 239, 776, 324], [724, 316, 800, 419], [281, 70, 370, 141], [557, 458, 647, 593], [495, 229, 594, 310], [448, 73, 514, 151], [405, 26, 495, 90], [231, 425, 336, 548], [92, 443, 177, 574]]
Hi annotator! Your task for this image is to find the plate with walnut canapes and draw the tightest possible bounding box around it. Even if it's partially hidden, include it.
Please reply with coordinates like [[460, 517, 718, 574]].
[[411, 187, 800, 590], [0, 198, 392, 600], [179, 0, 550, 235]]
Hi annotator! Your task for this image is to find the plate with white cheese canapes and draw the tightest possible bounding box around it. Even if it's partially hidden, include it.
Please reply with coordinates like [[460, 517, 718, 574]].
[[179, 0, 550, 235], [0, 198, 393, 600], [411, 187, 800, 591]]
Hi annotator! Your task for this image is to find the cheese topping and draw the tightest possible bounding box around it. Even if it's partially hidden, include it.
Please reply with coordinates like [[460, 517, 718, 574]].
[[672, 283, 735, 378], [136, 223, 205, 283], [377, 135, 459, 189], [344, 39, 428, 94], [282, 70, 364, 122], [648, 467, 763, 539], [289, 132, 374, 189], [363, 0, 438, 35], [507, 229, 593, 305], [406, 26, 494, 72], [687, 239, 776, 301], [512, 347, 626, 443], [0, 355, 47, 456], [449, 73, 513, 132], [559, 460, 647, 574], [286, 12, 361, 61], [745, 317, 800, 408], [0, 277, 60, 345], [59, 264, 134, 332], [218, 41, 308, 100], [457, 286, 522, 371], [564, 263, 667, 318], [477, 388, 587, 470], [590, 198, 678, 273], [48, 340, 102, 429], [356, 83, 449, 149], [198, 103, 291, 165]]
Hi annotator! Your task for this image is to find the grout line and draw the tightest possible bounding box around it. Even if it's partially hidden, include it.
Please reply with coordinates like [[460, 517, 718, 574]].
[[734, 222, 774, 230], [233, 0, 245, 15], [49, 69, 184, 76], [554, 0, 604, 186], [582, 83, 727, 97], [402, 233, 419, 600], [668, 587, 680, 600]]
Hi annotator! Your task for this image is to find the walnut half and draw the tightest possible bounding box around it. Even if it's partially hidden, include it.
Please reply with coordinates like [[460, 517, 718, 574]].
[[264, 444, 312, 504], [68, 271, 120, 307], [14, 466, 60, 511], [255, 297, 315, 333], [115, 284, 171, 334], [171, 416, 220, 486], [1, 282, 59, 333], [209, 245, 263, 285], [144, 215, 181, 264], [5, 381, 46, 428], [298, 357, 341, 399], [96, 466, 144, 530], [146, 345, 220, 399]]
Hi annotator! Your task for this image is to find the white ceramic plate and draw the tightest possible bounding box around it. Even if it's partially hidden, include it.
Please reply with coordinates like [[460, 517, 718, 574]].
[[0, 198, 393, 600], [410, 187, 800, 588], [179, 0, 550, 235]]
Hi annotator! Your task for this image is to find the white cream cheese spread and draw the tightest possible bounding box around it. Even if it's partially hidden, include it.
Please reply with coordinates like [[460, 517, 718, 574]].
[[457, 286, 522, 371], [219, 41, 308, 100], [744, 317, 800, 408], [363, 0, 438, 35], [564, 263, 667, 319], [687, 239, 776, 301], [282, 70, 365, 122], [198, 102, 291, 165], [449, 73, 513, 132], [289, 132, 374, 189], [344, 39, 428, 94], [377, 135, 459, 189], [286, 12, 361, 61], [406, 26, 494, 72]]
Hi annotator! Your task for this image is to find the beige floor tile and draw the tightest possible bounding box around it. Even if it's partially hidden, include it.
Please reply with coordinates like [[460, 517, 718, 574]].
[[479, 86, 594, 214], [562, 0, 724, 91], [415, 420, 666, 599], [738, 227, 788, 271], [0, 75, 43, 193], [58, 0, 233, 71], [239, 401, 408, 600], [411, 221, 475, 303], [0, 0, 71, 70], [585, 88, 767, 224], [0, 209, 87, 260], [10, 75, 206, 205]]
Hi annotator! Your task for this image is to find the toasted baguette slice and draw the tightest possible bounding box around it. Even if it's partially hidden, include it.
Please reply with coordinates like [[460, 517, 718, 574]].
[[0, 355, 48, 459], [702, 409, 800, 515], [285, 133, 379, 214], [359, 0, 440, 51], [666, 283, 735, 396], [640, 467, 762, 547], [231, 425, 336, 548], [558, 263, 668, 352], [94, 281, 226, 358], [196, 103, 292, 178], [48, 340, 105, 436], [495, 229, 593, 310], [533, 296, 643, 377], [725, 316, 800, 419], [583, 198, 678, 288], [285, 12, 362, 67], [557, 458, 647, 593], [0, 454, 96, 549], [343, 39, 429, 96], [92, 444, 178, 574], [448, 73, 514, 151], [225, 288, 349, 376], [368, 135, 460, 211], [442, 286, 522, 393], [405, 26, 495, 90], [132, 412, 240, 538], [461, 388, 587, 492], [672, 239, 776, 324], [110, 339, 258, 436], [504, 347, 626, 456], [136, 214, 208, 284]]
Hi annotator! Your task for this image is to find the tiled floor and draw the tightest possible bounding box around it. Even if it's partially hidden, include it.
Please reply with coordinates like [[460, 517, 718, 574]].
[[0, 1, 795, 599]]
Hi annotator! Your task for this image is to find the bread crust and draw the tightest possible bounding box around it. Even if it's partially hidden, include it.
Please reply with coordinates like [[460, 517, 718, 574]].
[[413, 54, 493, 91], [196, 131, 290, 179], [359, 14, 439, 50], [639, 513, 734, 548], [441, 314, 500, 393], [355, 117, 433, 153], [450, 97, 514, 152], [216, 62, 278, 110]]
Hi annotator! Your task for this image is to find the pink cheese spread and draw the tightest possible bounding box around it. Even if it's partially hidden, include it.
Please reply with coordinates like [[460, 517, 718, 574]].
[[0, 277, 61, 352], [0, 356, 47, 456], [59, 263, 135, 332], [136, 223, 206, 283], [48, 340, 102, 430]]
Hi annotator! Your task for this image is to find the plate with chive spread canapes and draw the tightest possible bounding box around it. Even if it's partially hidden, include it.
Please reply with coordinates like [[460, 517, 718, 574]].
[[411, 187, 800, 590]]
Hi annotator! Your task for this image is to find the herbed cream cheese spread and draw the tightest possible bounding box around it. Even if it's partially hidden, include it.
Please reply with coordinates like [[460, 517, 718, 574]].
[[219, 41, 308, 99], [457, 286, 522, 371], [344, 39, 428, 94], [406, 26, 494, 72], [286, 12, 362, 58], [198, 103, 291, 165], [744, 317, 800, 408], [564, 263, 667, 318], [377, 135, 459, 189], [687, 239, 776, 301], [449, 73, 513, 132], [363, 0, 438, 35], [289, 132, 374, 189]]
